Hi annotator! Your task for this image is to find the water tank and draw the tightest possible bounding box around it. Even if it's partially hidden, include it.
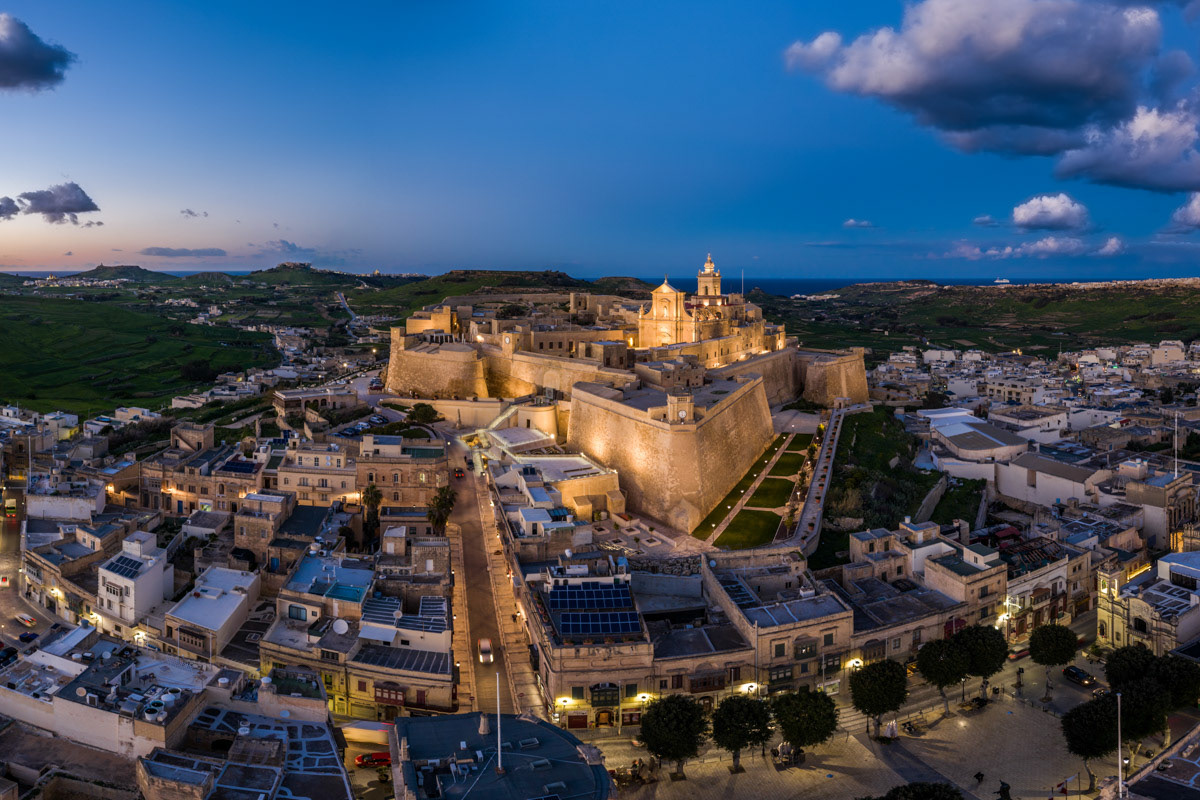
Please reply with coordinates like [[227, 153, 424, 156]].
[[101, 651, 112, 660], [261, 675, 272, 686], [332, 619, 349, 635], [238, 726, 251, 736], [564, 549, 573, 559], [218, 677, 230, 688]]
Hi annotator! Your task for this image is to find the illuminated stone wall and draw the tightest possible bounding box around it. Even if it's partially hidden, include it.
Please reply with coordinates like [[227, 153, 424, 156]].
[[567, 376, 774, 532]]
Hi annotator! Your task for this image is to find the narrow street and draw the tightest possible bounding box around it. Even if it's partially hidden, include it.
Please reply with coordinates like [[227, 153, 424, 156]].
[[446, 444, 515, 714]]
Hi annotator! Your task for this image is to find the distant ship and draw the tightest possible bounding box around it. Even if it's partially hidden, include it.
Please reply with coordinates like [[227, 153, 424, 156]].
[[994, 277, 1011, 285]]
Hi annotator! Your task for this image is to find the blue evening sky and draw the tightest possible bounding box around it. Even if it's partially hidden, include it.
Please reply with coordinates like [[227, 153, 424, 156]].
[[1, 1, 1196, 279]]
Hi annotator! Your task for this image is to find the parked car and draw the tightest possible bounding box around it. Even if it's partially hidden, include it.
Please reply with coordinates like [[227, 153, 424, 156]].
[[0, 575, 9, 588], [0, 647, 17, 668], [1063, 666, 1095, 687], [355, 752, 391, 768], [17, 632, 38, 643], [15, 614, 36, 628], [478, 638, 493, 664], [1093, 686, 1110, 699]]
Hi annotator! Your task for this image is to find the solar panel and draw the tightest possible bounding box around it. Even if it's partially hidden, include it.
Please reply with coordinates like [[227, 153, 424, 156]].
[[558, 611, 641, 636], [547, 584, 633, 611], [219, 459, 258, 474], [106, 555, 143, 579]]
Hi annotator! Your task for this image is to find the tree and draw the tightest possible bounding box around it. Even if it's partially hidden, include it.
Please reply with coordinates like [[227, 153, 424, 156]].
[[1061, 696, 1118, 791], [1029, 623, 1077, 701], [361, 483, 382, 547], [849, 659, 908, 737], [771, 689, 839, 754], [1120, 678, 1171, 769], [1105, 645, 1157, 692], [426, 485, 458, 535], [710, 695, 772, 772], [954, 625, 1007, 698], [639, 694, 710, 776], [409, 402, 439, 424], [916, 639, 969, 714]]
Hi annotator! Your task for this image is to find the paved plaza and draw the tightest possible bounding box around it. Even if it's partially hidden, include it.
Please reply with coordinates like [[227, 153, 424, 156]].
[[593, 695, 1142, 800]]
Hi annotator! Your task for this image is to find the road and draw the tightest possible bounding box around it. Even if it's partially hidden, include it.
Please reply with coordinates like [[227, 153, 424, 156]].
[[0, 486, 57, 649], [446, 441, 515, 714]]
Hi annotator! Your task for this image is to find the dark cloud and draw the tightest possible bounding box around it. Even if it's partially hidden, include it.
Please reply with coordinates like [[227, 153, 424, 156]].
[[0, 14, 75, 91], [787, 0, 1200, 191], [16, 182, 98, 223], [62, 250, 71, 256], [139, 247, 227, 257], [82, 220, 103, 228], [259, 239, 316, 257], [0, 196, 16, 220], [180, 208, 209, 218]]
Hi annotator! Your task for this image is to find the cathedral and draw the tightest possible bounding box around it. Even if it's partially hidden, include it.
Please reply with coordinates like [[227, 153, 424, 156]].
[[636, 254, 764, 348]]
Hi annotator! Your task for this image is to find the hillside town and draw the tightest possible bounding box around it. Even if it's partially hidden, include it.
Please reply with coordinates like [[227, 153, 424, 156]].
[[5, 266, 1200, 800]]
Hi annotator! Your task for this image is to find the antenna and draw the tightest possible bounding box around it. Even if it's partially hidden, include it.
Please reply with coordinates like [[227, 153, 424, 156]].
[[1175, 411, 1180, 479]]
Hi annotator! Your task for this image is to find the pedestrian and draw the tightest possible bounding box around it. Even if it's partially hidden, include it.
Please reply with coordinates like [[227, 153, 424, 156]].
[[974, 771, 985, 785]]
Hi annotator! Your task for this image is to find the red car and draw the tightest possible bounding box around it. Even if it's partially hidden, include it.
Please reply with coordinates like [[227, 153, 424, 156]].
[[454, 468, 465, 479], [355, 752, 391, 768]]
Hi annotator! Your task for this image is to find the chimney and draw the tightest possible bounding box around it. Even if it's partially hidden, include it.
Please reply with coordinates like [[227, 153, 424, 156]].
[[478, 713, 490, 736]]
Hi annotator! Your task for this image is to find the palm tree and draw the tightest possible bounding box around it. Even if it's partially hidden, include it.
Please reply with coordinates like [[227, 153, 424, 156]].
[[361, 482, 382, 549], [426, 485, 457, 535]]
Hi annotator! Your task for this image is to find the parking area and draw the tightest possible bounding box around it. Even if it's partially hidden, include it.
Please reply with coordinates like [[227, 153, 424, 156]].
[[342, 740, 394, 800]]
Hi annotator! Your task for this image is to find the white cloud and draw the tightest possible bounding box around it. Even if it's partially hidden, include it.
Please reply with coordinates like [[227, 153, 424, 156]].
[[945, 235, 1089, 259], [1168, 192, 1200, 231], [1012, 193, 1090, 230], [973, 214, 998, 226], [1056, 105, 1200, 191], [842, 218, 875, 228], [785, 31, 842, 70], [1096, 236, 1125, 255]]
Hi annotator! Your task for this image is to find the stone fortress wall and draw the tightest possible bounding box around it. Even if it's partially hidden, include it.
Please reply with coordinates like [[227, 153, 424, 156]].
[[798, 349, 870, 406], [566, 376, 774, 532]]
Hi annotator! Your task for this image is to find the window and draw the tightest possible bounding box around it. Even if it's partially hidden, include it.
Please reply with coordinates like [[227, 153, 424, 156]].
[[283, 478, 290, 486], [728, 667, 741, 683], [288, 605, 308, 621], [823, 633, 834, 646], [891, 637, 901, 651], [320, 649, 340, 662], [774, 642, 785, 658], [799, 662, 809, 674], [571, 686, 585, 701], [341, 481, 347, 489], [671, 674, 683, 690], [625, 683, 638, 699], [690, 674, 726, 693], [393, 492, 399, 501], [592, 685, 620, 706], [1098, 621, 1107, 637], [768, 666, 793, 683], [795, 641, 816, 659], [357, 680, 367, 692], [659, 679, 668, 690], [393, 472, 399, 484], [368, 472, 375, 483], [979, 585, 990, 598], [1133, 618, 1148, 634]]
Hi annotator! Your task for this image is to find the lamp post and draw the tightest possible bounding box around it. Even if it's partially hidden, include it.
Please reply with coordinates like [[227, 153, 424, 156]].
[[1116, 692, 1124, 800]]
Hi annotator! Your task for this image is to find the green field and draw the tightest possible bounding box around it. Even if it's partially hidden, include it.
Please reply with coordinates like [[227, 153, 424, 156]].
[[691, 436, 787, 537], [714, 509, 783, 549], [786, 434, 813, 452], [769, 451, 807, 477], [746, 477, 796, 509], [0, 296, 275, 414]]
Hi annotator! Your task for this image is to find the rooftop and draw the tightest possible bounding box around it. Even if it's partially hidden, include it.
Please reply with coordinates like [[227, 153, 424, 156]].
[[169, 568, 257, 631]]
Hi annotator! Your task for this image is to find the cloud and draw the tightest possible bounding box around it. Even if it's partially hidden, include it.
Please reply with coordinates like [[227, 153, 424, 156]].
[[1097, 236, 1126, 255], [1167, 192, 1200, 231], [786, 0, 1200, 191], [111, 248, 123, 252], [973, 214, 999, 227], [139, 247, 228, 257], [842, 218, 875, 228], [180, 208, 208, 218], [946, 235, 1089, 259], [258, 239, 316, 257], [1012, 193, 1089, 230], [0, 196, 16, 220], [0, 14, 75, 91], [1056, 105, 1200, 191], [82, 220, 103, 228], [62, 251, 71, 256], [16, 182, 98, 223]]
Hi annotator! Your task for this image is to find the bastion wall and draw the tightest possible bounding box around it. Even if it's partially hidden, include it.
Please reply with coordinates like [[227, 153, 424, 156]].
[[566, 376, 774, 531]]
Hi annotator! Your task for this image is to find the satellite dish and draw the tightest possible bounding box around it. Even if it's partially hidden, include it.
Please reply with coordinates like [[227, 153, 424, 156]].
[[332, 619, 349, 635]]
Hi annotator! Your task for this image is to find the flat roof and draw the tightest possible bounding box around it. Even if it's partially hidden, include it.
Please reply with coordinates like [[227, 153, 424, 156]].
[[169, 568, 255, 631]]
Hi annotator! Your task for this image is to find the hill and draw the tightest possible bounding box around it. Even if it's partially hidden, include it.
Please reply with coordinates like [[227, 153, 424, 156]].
[[0, 272, 28, 287], [175, 271, 235, 287], [70, 265, 177, 283], [248, 262, 375, 287], [757, 278, 1200, 358], [350, 269, 654, 314]]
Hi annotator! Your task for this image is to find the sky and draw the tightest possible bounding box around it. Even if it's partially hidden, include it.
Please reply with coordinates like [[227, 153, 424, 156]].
[[5, 1, 1200, 279]]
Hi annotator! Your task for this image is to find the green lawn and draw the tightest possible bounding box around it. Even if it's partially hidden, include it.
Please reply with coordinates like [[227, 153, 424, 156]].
[[0, 296, 275, 414], [715, 510, 783, 549], [769, 451, 807, 477], [786, 434, 813, 452], [929, 478, 987, 526], [691, 436, 786, 537], [746, 477, 796, 509]]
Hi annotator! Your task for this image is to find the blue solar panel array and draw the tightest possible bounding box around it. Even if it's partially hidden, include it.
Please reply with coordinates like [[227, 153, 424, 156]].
[[106, 555, 143, 579], [559, 611, 640, 636], [547, 584, 633, 611], [218, 459, 258, 474]]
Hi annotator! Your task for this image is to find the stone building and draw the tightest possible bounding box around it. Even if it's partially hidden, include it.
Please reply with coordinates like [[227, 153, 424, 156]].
[[356, 434, 450, 507], [1097, 552, 1200, 655], [276, 439, 357, 506]]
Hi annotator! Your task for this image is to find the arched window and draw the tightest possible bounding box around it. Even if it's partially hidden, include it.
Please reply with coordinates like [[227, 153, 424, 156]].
[[392, 492, 399, 501], [1098, 622, 1107, 637]]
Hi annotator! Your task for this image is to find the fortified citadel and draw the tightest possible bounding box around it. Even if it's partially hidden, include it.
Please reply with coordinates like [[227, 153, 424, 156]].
[[387, 255, 867, 531]]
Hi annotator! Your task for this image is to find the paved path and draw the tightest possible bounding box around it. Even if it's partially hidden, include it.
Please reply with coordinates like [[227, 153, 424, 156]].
[[703, 433, 797, 546]]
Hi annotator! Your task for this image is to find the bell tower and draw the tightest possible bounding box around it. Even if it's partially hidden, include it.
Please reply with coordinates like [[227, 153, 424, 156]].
[[697, 253, 721, 297]]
